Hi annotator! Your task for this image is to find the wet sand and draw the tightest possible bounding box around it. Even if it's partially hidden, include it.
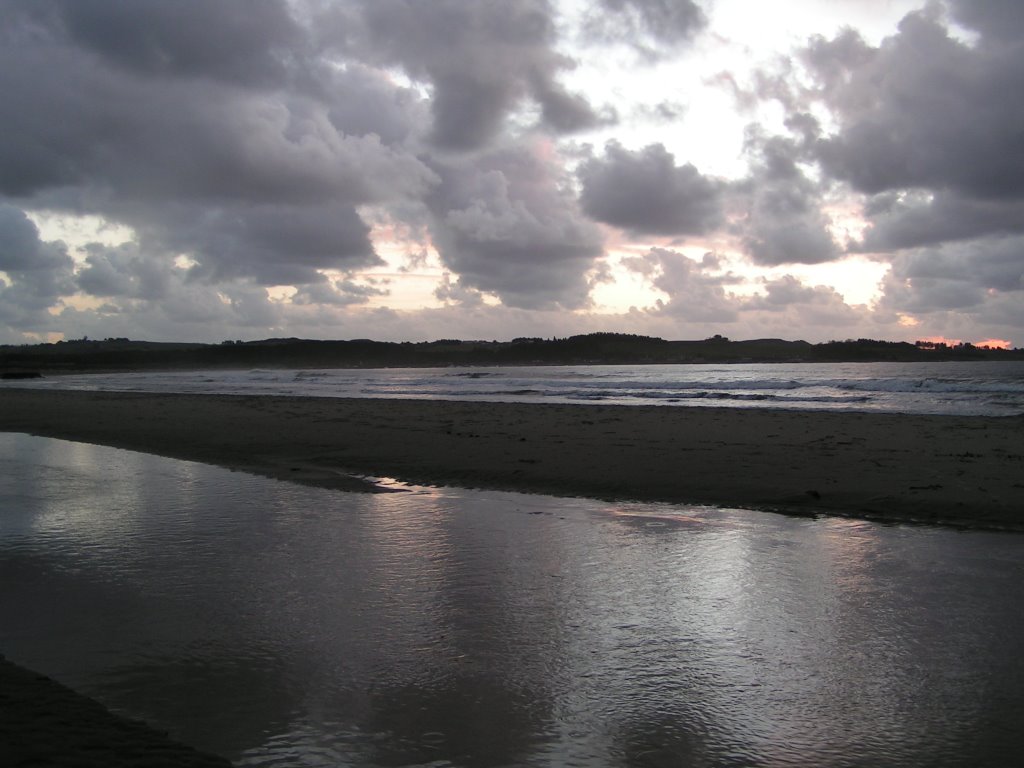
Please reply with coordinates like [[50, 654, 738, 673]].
[[2, 388, 1022, 529], [0, 655, 232, 767]]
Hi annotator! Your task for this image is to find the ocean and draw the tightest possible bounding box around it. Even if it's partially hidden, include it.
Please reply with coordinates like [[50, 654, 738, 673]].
[[7, 360, 1024, 416]]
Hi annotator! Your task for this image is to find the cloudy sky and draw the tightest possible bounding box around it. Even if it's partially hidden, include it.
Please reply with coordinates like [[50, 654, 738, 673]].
[[1, 0, 1021, 346]]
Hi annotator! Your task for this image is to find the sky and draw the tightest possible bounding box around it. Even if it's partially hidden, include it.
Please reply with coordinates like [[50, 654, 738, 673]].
[[0, 0, 1022, 346]]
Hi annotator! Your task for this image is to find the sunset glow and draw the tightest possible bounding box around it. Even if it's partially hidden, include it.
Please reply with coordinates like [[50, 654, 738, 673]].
[[974, 339, 1012, 350]]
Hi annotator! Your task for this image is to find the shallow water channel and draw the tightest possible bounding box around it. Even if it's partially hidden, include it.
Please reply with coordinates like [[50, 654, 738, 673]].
[[1, 432, 1022, 767]]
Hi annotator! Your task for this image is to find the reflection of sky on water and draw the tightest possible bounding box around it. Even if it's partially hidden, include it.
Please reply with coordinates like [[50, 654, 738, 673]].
[[1, 432, 1023, 767]]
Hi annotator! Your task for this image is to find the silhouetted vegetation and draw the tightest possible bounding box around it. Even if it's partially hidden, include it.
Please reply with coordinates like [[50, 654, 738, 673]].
[[1, 333, 1021, 375]]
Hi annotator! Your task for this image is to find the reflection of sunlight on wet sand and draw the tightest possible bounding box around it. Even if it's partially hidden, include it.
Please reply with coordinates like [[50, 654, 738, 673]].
[[364, 476, 435, 494], [355, 474, 458, 666], [815, 516, 886, 595], [368, 480, 732, 530], [4, 433, 1024, 766], [367, 480, 744, 535], [608, 507, 705, 525], [603, 503, 732, 528], [29, 438, 149, 545]]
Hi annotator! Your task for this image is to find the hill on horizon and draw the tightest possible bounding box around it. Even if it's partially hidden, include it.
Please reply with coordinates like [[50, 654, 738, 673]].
[[2, 333, 1021, 375]]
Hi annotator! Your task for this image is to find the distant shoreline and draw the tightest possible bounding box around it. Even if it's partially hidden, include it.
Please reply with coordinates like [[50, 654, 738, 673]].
[[2, 388, 1022, 531], [3, 333, 1022, 377]]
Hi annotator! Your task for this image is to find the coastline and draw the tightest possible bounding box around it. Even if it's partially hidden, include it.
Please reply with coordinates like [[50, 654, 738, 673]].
[[1, 388, 1022, 530]]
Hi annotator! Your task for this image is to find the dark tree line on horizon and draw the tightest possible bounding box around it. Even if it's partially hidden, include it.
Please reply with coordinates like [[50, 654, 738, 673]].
[[2, 333, 1022, 375]]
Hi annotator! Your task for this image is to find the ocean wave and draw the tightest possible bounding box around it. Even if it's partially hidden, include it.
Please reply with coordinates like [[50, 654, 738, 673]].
[[9, 361, 1024, 416], [571, 378, 806, 392], [831, 377, 1024, 395], [559, 388, 874, 405]]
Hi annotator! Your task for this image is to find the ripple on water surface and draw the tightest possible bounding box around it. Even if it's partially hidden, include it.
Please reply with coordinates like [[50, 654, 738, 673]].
[[1, 433, 1023, 767]]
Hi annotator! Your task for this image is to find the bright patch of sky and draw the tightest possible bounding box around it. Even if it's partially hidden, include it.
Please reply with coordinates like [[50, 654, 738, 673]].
[[26, 211, 135, 265]]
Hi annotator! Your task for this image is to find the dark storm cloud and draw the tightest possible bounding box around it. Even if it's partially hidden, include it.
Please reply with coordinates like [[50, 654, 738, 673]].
[[0, 205, 75, 330], [884, 237, 1024, 308], [798, 28, 873, 96], [0, 42, 432, 205], [531, 81, 616, 135], [947, 0, 1024, 42], [0, 0, 441, 291], [323, 63, 431, 145], [339, 0, 602, 150], [292, 277, 388, 307], [76, 243, 173, 300], [578, 142, 725, 236], [877, 234, 1024, 326], [0, 0, 616, 310], [0, 206, 73, 285], [734, 131, 840, 266], [881, 272, 986, 314], [0, 206, 64, 273], [777, 1, 1024, 328], [10, 0, 304, 86], [144, 202, 381, 287], [858, 192, 1024, 252], [806, 9, 1024, 200], [424, 143, 604, 309]]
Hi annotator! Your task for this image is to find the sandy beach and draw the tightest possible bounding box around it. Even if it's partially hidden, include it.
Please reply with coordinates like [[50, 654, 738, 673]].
[[1, 388, 1022, 529]]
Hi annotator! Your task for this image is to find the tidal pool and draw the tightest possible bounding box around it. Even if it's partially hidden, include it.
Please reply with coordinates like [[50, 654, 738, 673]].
[[1, 432, 1022, 767]]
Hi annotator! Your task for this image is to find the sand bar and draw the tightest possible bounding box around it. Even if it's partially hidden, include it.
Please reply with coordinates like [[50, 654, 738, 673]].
[[2, 388, 1023, 529]]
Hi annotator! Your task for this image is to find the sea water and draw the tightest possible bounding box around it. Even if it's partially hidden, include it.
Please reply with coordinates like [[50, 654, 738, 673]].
[[6, 360, 1024, 416], [1, 432, 1022, 767]]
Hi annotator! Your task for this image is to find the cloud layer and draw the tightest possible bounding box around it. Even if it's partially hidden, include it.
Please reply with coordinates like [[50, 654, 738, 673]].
[[797, 2, 1024, 327], [0, 0, 1021, 345]]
